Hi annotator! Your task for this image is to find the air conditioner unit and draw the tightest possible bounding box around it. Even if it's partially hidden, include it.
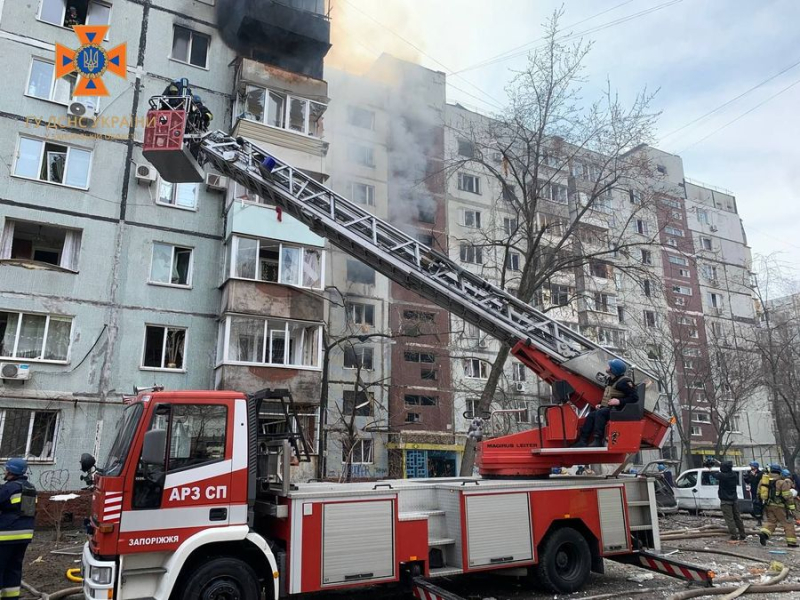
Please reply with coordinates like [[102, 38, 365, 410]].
[[68, 101, 96, 125], [709, 225, 718, 232], [0, 363, 30, 380], [514, 382, 526, 392], [478, 339, 488, 348], [492, 152, 502, 163], [205, 172, 229, 192], [135, 164, 157, 185]]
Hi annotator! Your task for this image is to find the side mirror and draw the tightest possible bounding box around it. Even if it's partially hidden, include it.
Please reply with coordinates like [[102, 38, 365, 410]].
[[79, 453, 96, 473], [141, 429, 167, 466]]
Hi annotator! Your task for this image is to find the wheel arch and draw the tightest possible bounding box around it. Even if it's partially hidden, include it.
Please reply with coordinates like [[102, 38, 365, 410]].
[[159, 527, 279, 600]]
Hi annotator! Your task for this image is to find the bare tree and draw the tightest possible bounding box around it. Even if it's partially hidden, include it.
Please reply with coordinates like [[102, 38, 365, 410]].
[[451, 11, 661, 475], [750, 255, 800, 469]]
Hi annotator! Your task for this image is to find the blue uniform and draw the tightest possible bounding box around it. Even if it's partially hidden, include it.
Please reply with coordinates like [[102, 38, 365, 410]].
[[0, 476, 37, 599]]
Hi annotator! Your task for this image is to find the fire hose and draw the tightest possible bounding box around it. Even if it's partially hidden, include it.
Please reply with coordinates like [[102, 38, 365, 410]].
[[21, 581, 82, 600]]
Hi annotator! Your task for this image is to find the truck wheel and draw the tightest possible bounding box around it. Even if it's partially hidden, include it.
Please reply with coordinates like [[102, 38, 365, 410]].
[[533, 527, 591, 593], [182, 557, 261, 600]]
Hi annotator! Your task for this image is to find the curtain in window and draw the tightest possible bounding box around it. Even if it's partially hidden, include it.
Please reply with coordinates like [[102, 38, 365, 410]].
[[59, 230, 81, 270], [0, 220, 13, 259]]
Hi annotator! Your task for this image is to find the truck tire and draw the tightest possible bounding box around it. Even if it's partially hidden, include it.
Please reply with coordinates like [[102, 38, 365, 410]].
[[181, 557, 261, 600], [533, 527, 591, 593]]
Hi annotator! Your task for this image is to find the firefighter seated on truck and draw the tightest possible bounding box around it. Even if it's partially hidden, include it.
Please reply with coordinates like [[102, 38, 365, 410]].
[[758, 463, 798, 548], [572, 359, 639, 448]]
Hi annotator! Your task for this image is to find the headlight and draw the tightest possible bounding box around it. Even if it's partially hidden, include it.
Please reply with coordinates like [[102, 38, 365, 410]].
[[90, 566, 112, 585]]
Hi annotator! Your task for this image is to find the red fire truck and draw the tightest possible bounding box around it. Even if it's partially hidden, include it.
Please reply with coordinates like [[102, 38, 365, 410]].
[[78, 97, 712, 600]]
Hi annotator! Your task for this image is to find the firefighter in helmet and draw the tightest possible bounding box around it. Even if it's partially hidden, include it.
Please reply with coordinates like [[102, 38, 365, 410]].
[[758, 463, 798, 547], [0, 458, 38, 599], [573, 359, 639, 448]]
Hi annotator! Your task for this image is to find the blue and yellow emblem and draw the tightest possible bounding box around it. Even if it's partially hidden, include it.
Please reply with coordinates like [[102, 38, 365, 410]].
[[55, 25, 126, 96]]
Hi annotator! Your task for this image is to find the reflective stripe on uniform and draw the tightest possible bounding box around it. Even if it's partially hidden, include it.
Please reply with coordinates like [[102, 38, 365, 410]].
[[9, 493, 21, 504], [0, 587, 21, 598], [0, 529, 33, 542]]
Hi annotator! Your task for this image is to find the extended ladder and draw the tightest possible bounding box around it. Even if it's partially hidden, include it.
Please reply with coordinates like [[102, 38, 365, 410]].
[[194, 130, 649, 388]]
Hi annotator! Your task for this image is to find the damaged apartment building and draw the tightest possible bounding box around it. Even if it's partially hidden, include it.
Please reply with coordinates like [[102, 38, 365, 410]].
[[0, 0, 333, 485]]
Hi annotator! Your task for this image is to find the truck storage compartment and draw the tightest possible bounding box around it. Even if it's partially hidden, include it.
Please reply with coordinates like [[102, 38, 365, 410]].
[[322, 499, 395, 585], [465, 492, 533, 568]]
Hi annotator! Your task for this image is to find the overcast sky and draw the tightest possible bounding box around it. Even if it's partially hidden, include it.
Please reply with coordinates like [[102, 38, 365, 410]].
[[328, 0, 800, 269]]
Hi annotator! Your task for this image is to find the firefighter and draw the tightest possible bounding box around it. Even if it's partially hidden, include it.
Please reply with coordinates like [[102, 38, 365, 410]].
[[573, 359, 638, 448], [0, 458, 37, 599], [160, 78, 192, 109], [189, 94, 213, 133], [758, 463, 798, 547], [744, 461, 764, 526]]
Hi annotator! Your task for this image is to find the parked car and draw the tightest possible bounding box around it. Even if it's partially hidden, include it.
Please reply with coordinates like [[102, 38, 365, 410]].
[[673, 466, 754, 514]]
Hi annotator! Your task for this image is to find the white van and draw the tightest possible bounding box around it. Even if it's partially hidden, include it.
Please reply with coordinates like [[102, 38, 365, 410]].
[[673, 466, 754, 513]]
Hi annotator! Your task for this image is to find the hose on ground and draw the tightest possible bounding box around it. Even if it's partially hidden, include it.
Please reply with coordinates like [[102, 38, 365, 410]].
[[65, 568, 83, 583], [21, 582, 83, 600], [668, 566, 790, 600]]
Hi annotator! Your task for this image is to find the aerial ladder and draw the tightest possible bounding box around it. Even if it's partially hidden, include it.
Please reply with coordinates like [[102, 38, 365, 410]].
[[143, 96, 671, 477]]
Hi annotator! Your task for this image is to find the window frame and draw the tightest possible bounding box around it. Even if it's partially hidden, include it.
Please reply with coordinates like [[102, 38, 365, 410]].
[[229, 235, 325, 290], [220, 315, 322, 370], [0, 408, 60, 463], [0, 310, 73, 364], [140, 324, 188, 372], [347, 438, 374, 465], [461, 209, 482, 228], [346, 301, 375, 327], [37, 0, 112, 31], [459, 243, 483, 265], [347, 105, 375, 130], [345, 259, 376, 285], [149, 242, 194, 288], [349, 181, 376, 206], [170, 24, 211, 70], [343, 345, 374, 371], [25, 57, 83, 108], [506, 252, 521, 272], [156, 179, 199, 211], [13, 135, 93, 190], [347, 142, 376, 168], [464, 357, 489, 379], [457, 172, 481, 195], [241, 85, 326, 138]]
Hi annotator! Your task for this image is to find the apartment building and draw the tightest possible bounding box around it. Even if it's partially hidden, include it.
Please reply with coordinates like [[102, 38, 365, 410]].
[[0, 0, 331, 485]]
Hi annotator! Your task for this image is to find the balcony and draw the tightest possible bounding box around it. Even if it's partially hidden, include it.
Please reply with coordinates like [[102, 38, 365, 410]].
[[218, 0, 331, 79], [221, 279, 324, 321]]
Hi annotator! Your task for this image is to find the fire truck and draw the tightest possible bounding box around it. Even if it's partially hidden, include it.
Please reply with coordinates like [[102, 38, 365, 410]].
[[78, 96, 712, 600]]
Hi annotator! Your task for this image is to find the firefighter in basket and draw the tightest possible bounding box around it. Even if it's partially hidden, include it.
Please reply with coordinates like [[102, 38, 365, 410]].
[[573, 359, 639, 448], [0, 458, 38, 599]]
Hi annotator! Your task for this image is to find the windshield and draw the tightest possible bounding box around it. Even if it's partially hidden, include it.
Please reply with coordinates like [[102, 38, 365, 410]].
[[102, 403, 144, 476]]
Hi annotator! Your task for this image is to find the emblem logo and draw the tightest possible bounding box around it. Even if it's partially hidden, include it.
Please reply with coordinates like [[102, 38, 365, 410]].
[[55, 25, 126, 96]]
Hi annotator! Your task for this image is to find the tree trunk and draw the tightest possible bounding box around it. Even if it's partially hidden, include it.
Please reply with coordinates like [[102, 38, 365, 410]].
[[459, 343, 511, 476]]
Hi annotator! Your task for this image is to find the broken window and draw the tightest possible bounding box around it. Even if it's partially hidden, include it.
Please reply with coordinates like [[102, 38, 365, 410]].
[[343, 391, 373, 417], [457, 139, 475, 158], [223, 316, 320, 368], [506, 252, 521, 271], [345, 439, 373, 464], [417, 201, 436, 224], [0, 409, 58, 462], [405, 412, 421, 423], [405, 395, 437, 407], [591, 293, 617, 314], [240, 86, 325, 136], [549, 284, 570, 306], [27, 58, 80, 106], [640, 249, 652, 265], [150, 242, 193, 286], [461, 209, 481, 228], [346, 302, 375, 326], [459, 243, 483, 265], [347, 106, 375, 130], [343, 346, 374, 370], [0, 219, 82, 271], [589, 260, 611, 279], [457, 172, 481, 194], [348, 143, 375, 167], [142, 325, 186, 370], [701, 237, 713, 251], [346, 259, 375, 285], [172, 25, 210, 68], [15, 137, 91, 188], [230, 236, 324, 289], [39, 0, 111, 28], [404, 351, 435, 363], [350, 181, 375, 206], [643, 310, 657, 328], [464, 358, 489, 379], [157, 181, 198, 210], [0, 311, 72, 362]]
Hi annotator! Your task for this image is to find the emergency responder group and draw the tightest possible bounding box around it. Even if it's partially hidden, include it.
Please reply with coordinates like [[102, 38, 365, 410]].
[[0, 458, 37, 599]]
